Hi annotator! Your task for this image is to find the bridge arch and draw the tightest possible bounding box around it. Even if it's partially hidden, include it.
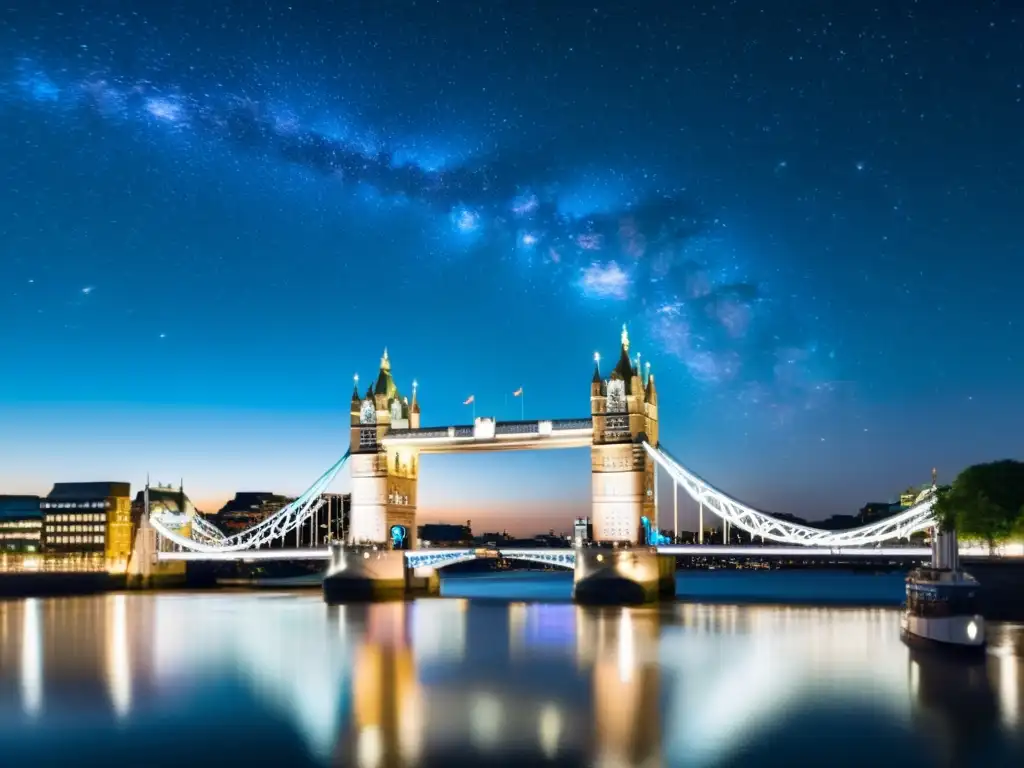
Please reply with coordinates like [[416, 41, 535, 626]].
[[403, 549, 576, 571]]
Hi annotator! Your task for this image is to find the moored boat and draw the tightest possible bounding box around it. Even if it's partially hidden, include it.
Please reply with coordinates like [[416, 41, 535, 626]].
[[901, 527, 985, 653]]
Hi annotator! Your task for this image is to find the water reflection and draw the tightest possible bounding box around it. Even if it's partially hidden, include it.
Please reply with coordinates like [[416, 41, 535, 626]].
[[0, 593, 1021, 766]]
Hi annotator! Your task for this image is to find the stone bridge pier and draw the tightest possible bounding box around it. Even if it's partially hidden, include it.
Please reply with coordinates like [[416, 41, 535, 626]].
[[322, 544, 676, 604], [323, 544, 440, 602], [573, 547, 676, 605]]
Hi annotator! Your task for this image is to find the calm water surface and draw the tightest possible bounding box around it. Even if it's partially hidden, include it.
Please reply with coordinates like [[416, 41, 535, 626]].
[[0, 572, 1022, 767]]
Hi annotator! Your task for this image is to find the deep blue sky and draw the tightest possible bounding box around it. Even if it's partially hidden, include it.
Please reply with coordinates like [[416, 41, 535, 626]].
[[1, 1, 1021, 534]]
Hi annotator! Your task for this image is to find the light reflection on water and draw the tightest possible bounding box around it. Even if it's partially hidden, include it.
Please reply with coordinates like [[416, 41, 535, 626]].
[[0, 586, 1021, 767]]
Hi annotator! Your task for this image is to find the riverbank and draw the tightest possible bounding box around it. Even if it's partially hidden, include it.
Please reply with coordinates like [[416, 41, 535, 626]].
[[0, 572, 126, 598]]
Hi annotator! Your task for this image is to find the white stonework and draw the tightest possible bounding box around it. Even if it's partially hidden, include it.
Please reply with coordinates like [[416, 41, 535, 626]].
[[590, 463, 644, 543], [349, 452, 388, 544]]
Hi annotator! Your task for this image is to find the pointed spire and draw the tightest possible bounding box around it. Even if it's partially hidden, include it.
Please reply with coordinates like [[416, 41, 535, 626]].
[[411, 379, 420, 413], [374, 349, 397, 398], [351, 373, 361, 401], [645, 366, 657, 404], [612, 326, 633, 388], [592, 352, 602, 383]]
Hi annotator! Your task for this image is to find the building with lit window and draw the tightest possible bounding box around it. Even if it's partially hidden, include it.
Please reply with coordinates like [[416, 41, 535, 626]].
[[0, 495, 43, 553], [40, 482, 135, 570], [418, 522, 473, 547], [213, 491, 293, 534]]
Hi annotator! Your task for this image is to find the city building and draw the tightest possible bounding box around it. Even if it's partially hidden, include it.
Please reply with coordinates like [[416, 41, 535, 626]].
[[213, 492, 293, 533], [477, 530, 513, 546], [573, 517, 593, 544], [132, 483, 199, 518], [131, 482, 221, 539], [858, 501, 902, 524], [819, 514, 860, 530], [0, 495, 43, 553], [40, 481, 135, 570], [418, 522, 473, 547]]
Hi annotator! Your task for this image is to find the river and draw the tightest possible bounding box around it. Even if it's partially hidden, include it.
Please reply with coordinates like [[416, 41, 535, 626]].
[[0, 571, 1021, 766]]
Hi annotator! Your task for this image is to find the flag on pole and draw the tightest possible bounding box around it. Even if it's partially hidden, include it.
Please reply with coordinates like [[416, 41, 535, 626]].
[[463, 395, 475, 405], [513, 387, 523, 397]]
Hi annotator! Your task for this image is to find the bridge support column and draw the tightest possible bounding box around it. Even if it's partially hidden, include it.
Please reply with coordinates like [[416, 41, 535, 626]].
[[348, 453, 389, 545], [348, 451, 420, 548], [126, 514, 185, 588], [573, 547, 676, 605], [322, 544, 439, 603]]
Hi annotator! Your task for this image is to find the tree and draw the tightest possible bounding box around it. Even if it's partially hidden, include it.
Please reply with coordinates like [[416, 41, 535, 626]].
[[932, 460, 1024, 554]]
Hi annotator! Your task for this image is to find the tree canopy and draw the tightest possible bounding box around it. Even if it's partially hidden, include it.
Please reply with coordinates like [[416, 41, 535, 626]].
[[933, 460, 1024, 551]]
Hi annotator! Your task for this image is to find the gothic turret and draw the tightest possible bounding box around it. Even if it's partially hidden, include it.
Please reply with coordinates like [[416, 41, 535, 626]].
[[611, 324, 634, 393], [631, 352, 644, 400], [645, 367, 658, 406], [374, 348, 399, 412], [350, 374, 362, 426], [410, 380, 421, 429]]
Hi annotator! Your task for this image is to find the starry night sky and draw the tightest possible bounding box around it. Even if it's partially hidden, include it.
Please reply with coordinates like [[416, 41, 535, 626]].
[[1, 1, 1021, 534]]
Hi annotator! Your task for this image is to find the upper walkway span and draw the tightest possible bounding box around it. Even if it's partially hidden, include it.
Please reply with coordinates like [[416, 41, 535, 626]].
[[383, 418, 594, 453]]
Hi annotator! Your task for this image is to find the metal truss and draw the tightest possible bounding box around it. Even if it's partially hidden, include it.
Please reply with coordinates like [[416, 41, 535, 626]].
[[189, 513, 228, 544], [500, 548, 576, 569], [403, 548, 577, 570], [404, 549, 479, 569], [150, 500, 227, 547], [644, 443, 937, 547], [149, 451, 350, 553]]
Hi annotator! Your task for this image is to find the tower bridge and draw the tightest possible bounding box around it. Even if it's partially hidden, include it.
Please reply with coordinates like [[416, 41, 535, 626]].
[[346, 326, 660, 549], [138, 325, 946, 602]]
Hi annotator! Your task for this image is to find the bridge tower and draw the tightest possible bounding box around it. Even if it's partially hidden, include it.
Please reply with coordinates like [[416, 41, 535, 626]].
[[349, 349, 420, 547], [589, 325, 659, 544]]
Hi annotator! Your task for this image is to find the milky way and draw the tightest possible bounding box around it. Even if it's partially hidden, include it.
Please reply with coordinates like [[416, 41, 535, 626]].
[[6, 55, 825, 410]]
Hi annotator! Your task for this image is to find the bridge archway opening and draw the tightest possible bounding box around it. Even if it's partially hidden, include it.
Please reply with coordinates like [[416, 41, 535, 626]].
[[415, 449, 591, 543]]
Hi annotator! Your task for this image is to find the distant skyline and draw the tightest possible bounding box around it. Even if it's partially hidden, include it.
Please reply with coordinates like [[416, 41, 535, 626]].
[[2, 2, 1022, 536]]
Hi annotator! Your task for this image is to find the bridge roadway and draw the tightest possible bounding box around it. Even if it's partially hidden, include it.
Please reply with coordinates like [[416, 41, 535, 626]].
[[156, 544, 940, 563]]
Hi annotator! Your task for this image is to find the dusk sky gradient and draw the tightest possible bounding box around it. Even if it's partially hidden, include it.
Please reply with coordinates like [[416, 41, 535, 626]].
[[1, 1, 1022, 534]]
